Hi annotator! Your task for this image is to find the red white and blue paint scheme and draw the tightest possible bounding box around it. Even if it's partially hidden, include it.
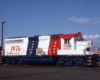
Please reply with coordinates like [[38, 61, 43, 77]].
[[2, 32, 100, 66]]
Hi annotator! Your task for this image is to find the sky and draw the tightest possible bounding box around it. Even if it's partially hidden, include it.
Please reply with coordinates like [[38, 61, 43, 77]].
[[0, 0, 100, 46]]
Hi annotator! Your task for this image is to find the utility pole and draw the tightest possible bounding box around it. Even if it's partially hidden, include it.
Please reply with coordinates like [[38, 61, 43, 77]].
[[1, 21, 6, 56]]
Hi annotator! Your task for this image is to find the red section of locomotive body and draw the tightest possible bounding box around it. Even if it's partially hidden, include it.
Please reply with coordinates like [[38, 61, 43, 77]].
[[48, 35, 60, 55], [48, 32, 82, 55]]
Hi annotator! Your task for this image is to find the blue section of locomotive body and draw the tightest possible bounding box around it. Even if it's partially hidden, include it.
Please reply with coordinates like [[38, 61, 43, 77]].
[[23, 56, 54, 64], [26, 36, 39, 56]]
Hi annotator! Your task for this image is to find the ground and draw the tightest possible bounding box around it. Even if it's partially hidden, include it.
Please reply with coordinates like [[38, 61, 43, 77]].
[[0, 64, 100, 80]]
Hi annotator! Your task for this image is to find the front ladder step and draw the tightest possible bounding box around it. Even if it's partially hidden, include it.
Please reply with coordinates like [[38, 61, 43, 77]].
[[87, 57, 92, 65], [0, 57, 2, 64]]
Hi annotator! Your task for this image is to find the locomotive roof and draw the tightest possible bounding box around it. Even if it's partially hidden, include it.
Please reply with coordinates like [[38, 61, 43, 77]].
[[7, 32, 82, 39], [50, 32, 82, 39]]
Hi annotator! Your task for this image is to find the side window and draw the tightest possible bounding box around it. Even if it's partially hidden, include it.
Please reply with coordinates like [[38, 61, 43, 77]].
[[64, 39, 70, 44], [76, 39, 78, 41], [76, 38, 83, 41], [79, 39, 81, 41], [86, 48, 90, 51]]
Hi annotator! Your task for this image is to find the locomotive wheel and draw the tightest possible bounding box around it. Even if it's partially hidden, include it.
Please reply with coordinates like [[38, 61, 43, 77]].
[[82, 61, 86, 67], [56, 60, 59, 66]]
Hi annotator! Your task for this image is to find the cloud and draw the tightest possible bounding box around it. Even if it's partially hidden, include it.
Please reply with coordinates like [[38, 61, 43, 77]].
[[67, 17, 92, 23], [83, 34, 100, 39], [67, 16, 100, 23], [94, 20, 100, 24]]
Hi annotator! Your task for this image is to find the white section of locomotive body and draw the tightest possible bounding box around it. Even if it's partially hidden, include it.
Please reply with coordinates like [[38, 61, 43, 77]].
[[58, 37, 93, 56], [4, 37, 28, 56], [37, 36, 50, 55]]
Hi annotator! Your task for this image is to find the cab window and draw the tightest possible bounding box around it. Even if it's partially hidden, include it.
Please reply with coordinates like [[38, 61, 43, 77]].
[[64, 39, 70, 44]]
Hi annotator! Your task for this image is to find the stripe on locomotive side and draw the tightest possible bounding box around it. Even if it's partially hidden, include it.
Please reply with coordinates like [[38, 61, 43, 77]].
[[48, 35, 60, 55], [27, 37, 39, 56]]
